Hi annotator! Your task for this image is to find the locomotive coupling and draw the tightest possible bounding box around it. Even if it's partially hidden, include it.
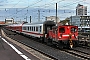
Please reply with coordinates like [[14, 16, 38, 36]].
[[69, 33, 73, 48], [45, 34, 47, 38]]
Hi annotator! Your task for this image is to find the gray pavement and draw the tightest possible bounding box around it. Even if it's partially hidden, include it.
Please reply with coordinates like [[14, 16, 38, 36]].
[[0, 28, 41, 60], [0, 37, 25, 60]]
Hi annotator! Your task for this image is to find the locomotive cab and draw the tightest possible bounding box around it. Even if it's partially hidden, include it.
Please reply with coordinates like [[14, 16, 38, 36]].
[[43, 21, 55, 42], [43, 21, 55, 34]]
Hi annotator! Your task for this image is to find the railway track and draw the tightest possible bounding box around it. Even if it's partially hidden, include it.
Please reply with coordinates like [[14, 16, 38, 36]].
[[78, 32, 90, 47], [79, 45, 90, 49], [15, 38, 58, 60], [2, 28, 90, 60], [1, 29, 57, 60], [62, 48, 90, 60]]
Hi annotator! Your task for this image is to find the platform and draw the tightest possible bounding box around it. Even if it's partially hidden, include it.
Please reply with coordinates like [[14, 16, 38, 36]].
[[0, 37, 25, 60], [0, 35, 39, 60]]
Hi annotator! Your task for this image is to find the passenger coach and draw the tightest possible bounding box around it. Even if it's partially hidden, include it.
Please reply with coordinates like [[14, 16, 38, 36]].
[[6, 23, 23, 33], [22, 21, 55, 41]]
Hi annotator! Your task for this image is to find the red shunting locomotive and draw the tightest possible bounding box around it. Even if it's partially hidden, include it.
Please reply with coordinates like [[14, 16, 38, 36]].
[[46, 25, 78, 48]]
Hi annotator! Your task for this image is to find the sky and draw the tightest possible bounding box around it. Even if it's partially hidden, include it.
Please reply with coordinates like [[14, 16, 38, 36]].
[[0, 0, 90, 23]]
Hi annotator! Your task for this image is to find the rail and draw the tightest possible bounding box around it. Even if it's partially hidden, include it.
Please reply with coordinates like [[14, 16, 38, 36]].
[[78, 33, 90, 46]]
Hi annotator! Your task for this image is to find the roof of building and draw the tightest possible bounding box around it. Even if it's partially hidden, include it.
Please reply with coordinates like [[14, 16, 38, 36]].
[[0, 21, 5, 24]]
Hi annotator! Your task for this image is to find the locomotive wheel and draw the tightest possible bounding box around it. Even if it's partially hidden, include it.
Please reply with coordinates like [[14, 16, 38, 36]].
[[57, 44, 64, 49], [40, 37, 44, 43], [74, 41, 79, 47], [46, 38, 53, 46], [56, 42, 64, 49]]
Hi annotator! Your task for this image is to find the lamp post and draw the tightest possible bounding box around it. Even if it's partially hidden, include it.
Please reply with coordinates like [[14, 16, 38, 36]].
[[56, 3, 57, 26], [38, 10, 40, 21]]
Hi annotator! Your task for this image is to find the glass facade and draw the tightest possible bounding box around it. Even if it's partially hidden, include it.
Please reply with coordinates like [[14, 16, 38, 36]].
[[70, 16, 90, 32], [70, 16, 80, 26]]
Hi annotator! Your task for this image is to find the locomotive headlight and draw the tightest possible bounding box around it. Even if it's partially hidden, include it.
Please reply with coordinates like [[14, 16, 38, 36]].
[[59, 34, 62, 38], [59, 36, 61, 38], [68, 26, 69, 28], [76, 36, 78, 38]]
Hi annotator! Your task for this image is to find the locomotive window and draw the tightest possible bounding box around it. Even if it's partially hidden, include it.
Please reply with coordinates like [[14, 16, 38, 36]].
[[59, 27, 65, 33], [71, 27, 77, 33]]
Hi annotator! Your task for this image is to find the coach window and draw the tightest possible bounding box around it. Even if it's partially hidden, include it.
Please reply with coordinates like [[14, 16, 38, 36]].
[[32, 26, 33, 31], [59, 27, 65, 33], [26, 27, 27, 31], [36, 26, 38, 31], [24, 27, 26, 30], [34, 26, 35, 31], [40, 26, 41, 32], [25, 27, 26, 30], [30, 27, 31, 31], [22, 27, 24, 30], [23, 27, 26, 30], [28, 27, 29, 31], [26, 27, 27, 30], [24, 27, 25, 30], [31, 26, 32, 31]]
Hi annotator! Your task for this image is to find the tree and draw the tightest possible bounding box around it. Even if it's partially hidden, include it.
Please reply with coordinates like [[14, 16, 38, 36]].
[[60, 17, 70, 25]]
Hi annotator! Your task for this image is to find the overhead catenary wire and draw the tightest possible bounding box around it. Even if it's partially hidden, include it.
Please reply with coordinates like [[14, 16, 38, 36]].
[[22, 0, 87, 21], [8, 0, 66, 18], [8, 0, 43, 17], [59, 0, 86, 9], [11, 0, 85, 16], [0, 0, 87, 21]]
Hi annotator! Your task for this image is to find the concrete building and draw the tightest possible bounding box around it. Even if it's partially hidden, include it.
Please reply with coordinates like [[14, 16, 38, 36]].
[[0, 21, 5, 24], [76, 4, 87, 16], [5, 18, 14, 24]]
